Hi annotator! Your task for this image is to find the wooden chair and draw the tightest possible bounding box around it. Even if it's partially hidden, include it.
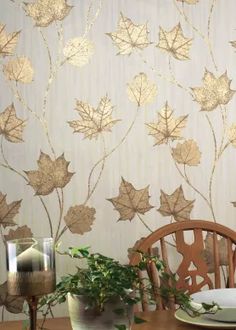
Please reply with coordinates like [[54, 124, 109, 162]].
[[129, 220, 236, 311]]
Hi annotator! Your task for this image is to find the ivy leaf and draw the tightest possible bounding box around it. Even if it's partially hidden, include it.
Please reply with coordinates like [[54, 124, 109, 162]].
[[114, 325, 126, 330], [108, 177, 153, 221], [64, 205, 95, 235], [24, 0, 72, 27], [134, 316, 147, 324], [0, 24, 20, 57], [146, 102, 188, 145], [172, 139, 201, 166], [4, 225, 33, 241], [191, 70, 235, 111], [107, 12, 150, 55], [0, 192, 21, 228], [63, 37, 94, 67], [127, 73, 157, 106], [68, 95, 119, 140], [157, 23, 192, 60], [0, 104, 26, 143], [25, 152, 74, 195], [202, 233, 229, 273], [3, 57, 34, 83], [0, 282, 24, 313], [158, 185, 195, 221]]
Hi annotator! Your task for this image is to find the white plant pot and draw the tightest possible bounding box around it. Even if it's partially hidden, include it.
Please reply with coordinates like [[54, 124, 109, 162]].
[[67, 293, 133, 330]]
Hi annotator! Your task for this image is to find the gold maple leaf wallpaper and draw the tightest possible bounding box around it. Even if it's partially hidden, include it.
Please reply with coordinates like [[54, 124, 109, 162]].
[[1, 0, 236, 320]]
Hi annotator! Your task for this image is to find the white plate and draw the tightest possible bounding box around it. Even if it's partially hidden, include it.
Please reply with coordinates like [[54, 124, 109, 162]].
[[191, 289, 236, 322], [175, 309, 236, 328]]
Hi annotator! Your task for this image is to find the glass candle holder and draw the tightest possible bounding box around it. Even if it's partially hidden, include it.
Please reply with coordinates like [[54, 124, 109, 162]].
[[6, 237, 56, 330]]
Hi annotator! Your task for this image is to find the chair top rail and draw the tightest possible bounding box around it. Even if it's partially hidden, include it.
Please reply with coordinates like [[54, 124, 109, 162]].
[[130, 220, 236, 265]]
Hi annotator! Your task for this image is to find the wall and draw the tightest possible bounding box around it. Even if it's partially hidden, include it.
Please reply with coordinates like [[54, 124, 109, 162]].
[[1, 0, 236, 321]]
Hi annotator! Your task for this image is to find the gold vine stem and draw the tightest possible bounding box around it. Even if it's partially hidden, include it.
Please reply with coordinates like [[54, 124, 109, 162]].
[[138, 51, 192, 98], [205, 114, 218, 223], [39, 28, 53, 121], [84, 134, 106, 205], [8, 82, 56, 157], [207, 0, 218, 72], [173, 0, 218, 72], [183, 165, 216, 221], [38, 196, 53, 237], [84, 106, 140, 204], [54, 189, 64, 241], [0, 137, 27, 181], [168, 56, 193, 96], [57, 106, 140, 241], [83, 0, 103, 38], [218, 106, 228, 158], [137, 213, 153, 233], [172, 153, 216, 221]]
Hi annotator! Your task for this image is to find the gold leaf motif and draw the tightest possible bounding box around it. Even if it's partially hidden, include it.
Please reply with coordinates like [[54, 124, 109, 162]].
[[0, 282, 24, 313], [146, 102, 188, 145], [63, 37, 94, 67], [0, 192, 21, 228], [24, 0, 72, 27], [127, 73, 157, 106], [3, 57, 34, 83], [0, 104, 26, 143], [177, 0, 199, 4], [227, 124, 236, 147], [0, 24, 20, 57], [108, 177, 153, 221], [25, 152, 74, 195], [191, 70, 235, 111], [107, 12, 150, 55], [172, 139, 201, 166], [68, 95, 119, 140], [202, 233, 229, 273], [158, 185, 195, 221], [64, 205, 95, 234], [157, 23, 192, 60], [4, 225, 33, 241]]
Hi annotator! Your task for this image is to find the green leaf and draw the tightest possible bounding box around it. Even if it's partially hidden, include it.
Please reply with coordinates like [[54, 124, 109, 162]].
[[114, 325, 127, 330], [22, 320, 29, 330], [134, 315, 147, 324]]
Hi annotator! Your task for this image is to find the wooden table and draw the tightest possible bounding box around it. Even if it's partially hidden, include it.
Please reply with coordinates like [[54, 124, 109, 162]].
[[0, 310, 222, 329]]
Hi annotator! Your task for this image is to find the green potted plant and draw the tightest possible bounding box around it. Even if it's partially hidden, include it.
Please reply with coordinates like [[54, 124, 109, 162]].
[[41, 247, 158, 330], [40, 247, 219, 330]]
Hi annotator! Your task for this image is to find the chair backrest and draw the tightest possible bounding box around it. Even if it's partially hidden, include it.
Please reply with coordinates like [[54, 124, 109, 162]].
[[129, 220, 236, 311]]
